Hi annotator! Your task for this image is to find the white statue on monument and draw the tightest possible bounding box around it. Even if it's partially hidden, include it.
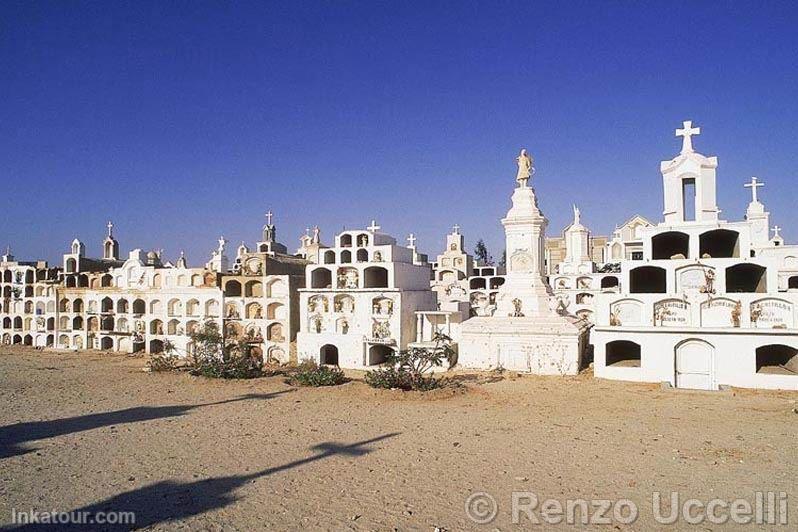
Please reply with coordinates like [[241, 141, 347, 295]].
[[515, 149, 534, 188]]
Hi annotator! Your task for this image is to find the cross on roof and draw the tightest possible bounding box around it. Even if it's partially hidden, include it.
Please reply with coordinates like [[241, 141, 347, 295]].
[[452, 224, 461, 234], [407, 233, 417, 248], [675, 120, 701, 154], [106, 220, 114, 238], [265, 210, 273, 226], [772, 225, 782, 239], [744, 176, 764, 203], [367, 220, 381, 232]]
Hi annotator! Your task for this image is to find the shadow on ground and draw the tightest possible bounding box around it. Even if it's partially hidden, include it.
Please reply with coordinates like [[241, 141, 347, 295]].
[[10, 433, 399, 531], [0, 391, 292, 459]]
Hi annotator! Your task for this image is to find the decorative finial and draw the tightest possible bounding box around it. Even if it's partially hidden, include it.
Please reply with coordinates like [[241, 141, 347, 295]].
[[675, 120, 701, 154], [744, 177, 765, 204]]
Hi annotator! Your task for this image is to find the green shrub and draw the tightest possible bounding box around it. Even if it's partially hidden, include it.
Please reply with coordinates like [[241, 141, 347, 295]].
[[287, 360, 347, 387], [147, 340, 181, 372], [188, 322, 263, 379], [364, 333, 454, 391]]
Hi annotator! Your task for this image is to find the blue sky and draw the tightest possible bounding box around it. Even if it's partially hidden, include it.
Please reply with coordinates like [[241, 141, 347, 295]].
[[2, 1, 797, 265]]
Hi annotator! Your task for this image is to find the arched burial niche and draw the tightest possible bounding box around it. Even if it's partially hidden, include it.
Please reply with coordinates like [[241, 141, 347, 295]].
[[755, 345, 798, 374], [311, 268, 332, 289], [652, 231, 689, 259], [100, 336, 114, 350], [699, 229, 740, 259], [149, 339, 165, 354], [320, 344, 339, 365], [725, 263, 767, 293], [601, 276, 619, 289], [605, 340, 641, 367], [368, 344, 393, 366], [356, 249, 368, 262], [224, 280, 242, 297], [323, 250, 336, 264], [470, 278, 486, 290], [245, 280, 263, 297], [363, 267, 388, 288], [629, 266, 666, 293]]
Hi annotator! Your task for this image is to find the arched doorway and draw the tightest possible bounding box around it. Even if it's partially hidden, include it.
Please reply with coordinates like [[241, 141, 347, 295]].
[[368, 345, 393, 366], [320, 344, 339, 365], [675, 339, 715, 390]]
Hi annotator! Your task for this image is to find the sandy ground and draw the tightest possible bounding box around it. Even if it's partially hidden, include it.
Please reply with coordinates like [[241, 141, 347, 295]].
[[1, 347, 796, 531]]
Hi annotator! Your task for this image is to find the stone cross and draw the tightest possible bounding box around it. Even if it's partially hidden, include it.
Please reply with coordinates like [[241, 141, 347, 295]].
[[744, 176, 764, 203], [407, 233, 417, 248], [676, 120, 701, 154], [107, 220, 114, 237], [265, 210, 273, 226], [367, 220, 381, 232], [772, 225, 782, 239], [452, 224, 460, 234]]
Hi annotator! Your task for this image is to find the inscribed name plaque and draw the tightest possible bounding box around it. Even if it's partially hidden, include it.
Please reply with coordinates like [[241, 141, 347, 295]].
[[654, 299, 691, 327], [752, 299, 793, 329], [610, 299, 644, 326], [701, 298, 737, 327]]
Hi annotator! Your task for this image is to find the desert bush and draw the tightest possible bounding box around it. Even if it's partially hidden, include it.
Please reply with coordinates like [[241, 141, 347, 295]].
[[147, 341, 180, 372], [287, 359, 347, 387], [365, 333, 454, 391], [188, 321, 263, 379]]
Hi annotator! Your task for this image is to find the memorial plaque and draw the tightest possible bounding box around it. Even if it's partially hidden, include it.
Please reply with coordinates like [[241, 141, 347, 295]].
[[701, 298, 737, 327], [654, 299, 690, 327], [611, 299, 644, 326], [752, 299, 793, 328]]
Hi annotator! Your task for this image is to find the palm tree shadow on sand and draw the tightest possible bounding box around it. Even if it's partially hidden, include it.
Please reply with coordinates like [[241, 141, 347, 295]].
[[10, 432, 400, 531], [0, 391, 293, 459]]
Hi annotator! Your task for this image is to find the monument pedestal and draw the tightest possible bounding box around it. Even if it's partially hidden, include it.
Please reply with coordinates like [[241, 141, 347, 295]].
[[458, 174, 589, 375], [460, 314, 588, 375]]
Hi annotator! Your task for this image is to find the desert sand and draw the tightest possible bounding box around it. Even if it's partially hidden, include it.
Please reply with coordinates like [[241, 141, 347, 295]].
[[1, 347, 796, 530]]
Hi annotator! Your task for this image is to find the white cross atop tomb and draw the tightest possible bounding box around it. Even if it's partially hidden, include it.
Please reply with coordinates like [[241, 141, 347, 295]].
[[744, 177, 764, 203], [676, 120, 701, 154], [407, 233, 417, 248], [452, 224, 461, 234], [772, 225, 782, 239], [265, 210, 273, 225], [367, 220, 381, 232]]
